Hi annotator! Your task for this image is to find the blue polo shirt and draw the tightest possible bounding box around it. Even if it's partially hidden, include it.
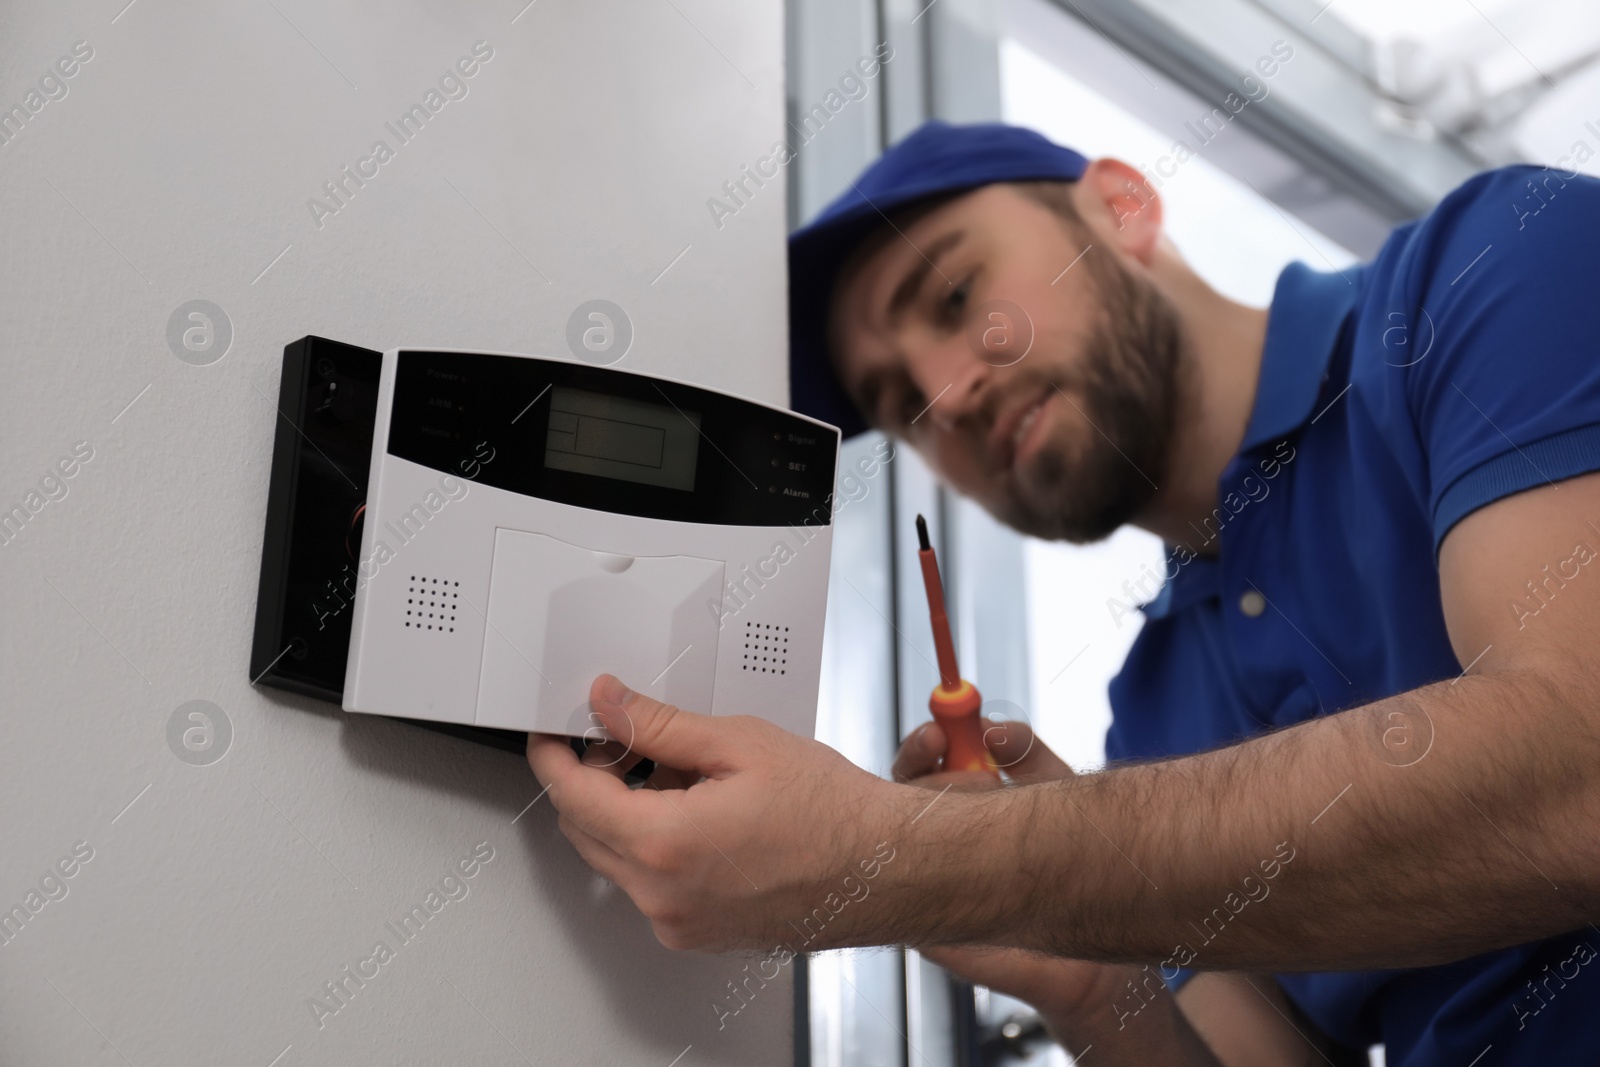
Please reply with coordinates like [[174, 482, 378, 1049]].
[[1105, 165, 1600, 1064]]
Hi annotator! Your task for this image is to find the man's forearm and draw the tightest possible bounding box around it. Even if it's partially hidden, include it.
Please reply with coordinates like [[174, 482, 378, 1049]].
[[883, 669, 1600, 968]]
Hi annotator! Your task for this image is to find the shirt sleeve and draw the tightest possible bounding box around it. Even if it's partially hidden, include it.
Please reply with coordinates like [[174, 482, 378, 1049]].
[[1398, 167, 1600, 550], [1162, 967, 1198, 994]]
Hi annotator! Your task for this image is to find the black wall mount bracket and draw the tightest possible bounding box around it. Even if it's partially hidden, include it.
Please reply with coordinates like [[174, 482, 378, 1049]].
[[249, 336, 526, 755]]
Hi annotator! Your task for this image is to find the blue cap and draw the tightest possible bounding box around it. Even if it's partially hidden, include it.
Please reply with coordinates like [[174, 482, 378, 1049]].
[[788, 120, 1089, 438]]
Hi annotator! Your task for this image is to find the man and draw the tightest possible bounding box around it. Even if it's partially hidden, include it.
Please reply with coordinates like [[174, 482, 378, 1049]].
[[528, 121, 1600, 1063]]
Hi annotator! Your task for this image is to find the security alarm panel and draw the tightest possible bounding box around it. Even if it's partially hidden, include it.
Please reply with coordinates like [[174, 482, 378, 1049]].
[[338, 346, 839, 740]]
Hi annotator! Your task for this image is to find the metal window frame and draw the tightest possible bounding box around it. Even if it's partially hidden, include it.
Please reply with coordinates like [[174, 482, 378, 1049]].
[[1029, 0, 1485, 221], [786, 1, 1029, 1064]]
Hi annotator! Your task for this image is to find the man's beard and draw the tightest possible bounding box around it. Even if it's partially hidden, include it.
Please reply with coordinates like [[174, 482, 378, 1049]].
[[996, 252, 1187, 544]]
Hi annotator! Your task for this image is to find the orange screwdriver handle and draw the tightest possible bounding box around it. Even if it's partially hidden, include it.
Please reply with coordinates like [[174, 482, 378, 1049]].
[[930, 679, 998, 776]]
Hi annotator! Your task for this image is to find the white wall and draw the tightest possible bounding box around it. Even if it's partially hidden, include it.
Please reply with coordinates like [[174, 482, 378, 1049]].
[[0, 1, 794, 1063]]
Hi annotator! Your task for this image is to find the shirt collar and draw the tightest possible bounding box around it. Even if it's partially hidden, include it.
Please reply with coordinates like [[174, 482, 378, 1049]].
[[1238, 261, 1362, 452], [1140, 553, 1220, 620], [1140, 263, 1360, 622]]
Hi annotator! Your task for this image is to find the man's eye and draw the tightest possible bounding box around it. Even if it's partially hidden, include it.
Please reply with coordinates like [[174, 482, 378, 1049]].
[[939, 280, 971, 324]]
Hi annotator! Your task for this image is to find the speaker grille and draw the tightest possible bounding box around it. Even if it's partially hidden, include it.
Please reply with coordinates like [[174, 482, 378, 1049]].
[[742, 620, 788, 675], [404, 575, 459, 633]]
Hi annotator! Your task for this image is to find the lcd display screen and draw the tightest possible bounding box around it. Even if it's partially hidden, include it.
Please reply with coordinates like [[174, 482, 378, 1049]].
[[542, 386, 701, 491]]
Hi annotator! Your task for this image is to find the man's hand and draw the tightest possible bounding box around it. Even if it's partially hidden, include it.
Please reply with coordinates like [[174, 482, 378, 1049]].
[[526, 674, 914, 952]]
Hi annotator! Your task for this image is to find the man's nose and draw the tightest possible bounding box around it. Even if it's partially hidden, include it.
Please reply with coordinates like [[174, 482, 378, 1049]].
[[909, 335, 989, 427]]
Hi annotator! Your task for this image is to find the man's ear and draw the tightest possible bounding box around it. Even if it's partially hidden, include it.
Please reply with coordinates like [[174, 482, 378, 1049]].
[[1073, 158, 1163, 265]]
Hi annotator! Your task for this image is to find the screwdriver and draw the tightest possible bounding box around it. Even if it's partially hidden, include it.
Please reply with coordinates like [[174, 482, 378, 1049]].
[[915, 514, 999, 778]]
